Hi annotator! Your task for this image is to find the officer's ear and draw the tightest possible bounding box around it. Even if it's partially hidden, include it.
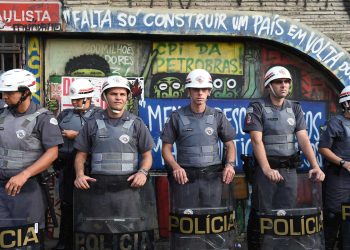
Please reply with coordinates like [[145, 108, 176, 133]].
[[18, 88, 31, 102], [208, 89, 212, 97], [288, 82, 293, 96], [86, 97, 93, 105], [101, 91, 107, 102]]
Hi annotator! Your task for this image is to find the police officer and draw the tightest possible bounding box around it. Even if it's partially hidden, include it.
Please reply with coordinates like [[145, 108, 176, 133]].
[[54, 79, 100, 250], [244, 66, 325, 250], [73, 75, 156, 248], [319, 85, 350, 250], [0, 69, 63, 249], [0, 71, 7, 109], [161, 69, 236, 249]]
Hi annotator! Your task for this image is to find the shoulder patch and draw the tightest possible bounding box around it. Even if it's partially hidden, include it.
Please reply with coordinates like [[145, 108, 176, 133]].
[[50, 118, 58, 125], [214, 108, 223, 114], [291, 100, 301, 105], [245, 113, 253, 125], [251, 101, 264, 109], [172, 110, 181, 119]]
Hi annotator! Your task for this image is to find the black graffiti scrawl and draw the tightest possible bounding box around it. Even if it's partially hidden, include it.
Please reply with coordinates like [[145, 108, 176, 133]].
[[65, 54, 110, 77]]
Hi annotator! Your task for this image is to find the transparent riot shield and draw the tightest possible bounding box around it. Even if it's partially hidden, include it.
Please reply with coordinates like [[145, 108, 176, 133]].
[[73, 174, 157, 250], [255, 171, 324, 250], [0, 179, 43, 250], [169, 168, 235, 250], [342, 200, 350, 249]]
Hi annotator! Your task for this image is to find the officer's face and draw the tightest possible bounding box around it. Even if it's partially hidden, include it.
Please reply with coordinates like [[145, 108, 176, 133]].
[[270, 78, 291, 98], [71, 98, 90, 110], [2, 91, 21, 105], [188, 88, 211, 105], [105, 87, 128, 110]]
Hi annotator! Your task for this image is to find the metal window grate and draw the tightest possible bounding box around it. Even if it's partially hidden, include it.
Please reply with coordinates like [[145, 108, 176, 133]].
[[0, 34, 23, 73]]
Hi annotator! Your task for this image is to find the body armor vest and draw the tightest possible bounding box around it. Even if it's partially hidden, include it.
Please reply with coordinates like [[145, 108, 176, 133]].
[[0, 108, 47, 172], [91, 114, 138, 175], [332, 115, 350, 161], [176, 106, 221, 168], [59, 107, 95, 154], [259, 99, 297, 157]]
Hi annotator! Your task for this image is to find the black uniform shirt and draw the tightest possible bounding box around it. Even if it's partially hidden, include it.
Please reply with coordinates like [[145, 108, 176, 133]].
[[161, 104, 236, 144], [57, 105, 101, 127], [74, 110, 155, 153], [318, 115, 345, 149], [243, 96, 307, 133], [3, 102, 63, 150]]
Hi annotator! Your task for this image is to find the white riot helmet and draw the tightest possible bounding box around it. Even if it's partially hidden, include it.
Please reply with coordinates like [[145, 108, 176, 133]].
[[101, 75, 130, 97], [69, 79, 94, 100], [101, 75, 130, 114], [0, 69, 36, 93], [185, 69, 213, 89], [339, 86, 350, 104], [264, 66, 292, 87]]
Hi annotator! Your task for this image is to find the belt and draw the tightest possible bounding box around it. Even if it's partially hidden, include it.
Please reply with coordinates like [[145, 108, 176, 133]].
[[267, 156, 297, 169]]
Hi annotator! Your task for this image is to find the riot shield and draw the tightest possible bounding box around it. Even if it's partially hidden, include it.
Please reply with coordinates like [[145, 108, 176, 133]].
[[73, 174, 157, 250], [255, 170, 324, 250], [342, 200, 350, 249], [0, 179, 43, 250], [169, 168, 235, 250]]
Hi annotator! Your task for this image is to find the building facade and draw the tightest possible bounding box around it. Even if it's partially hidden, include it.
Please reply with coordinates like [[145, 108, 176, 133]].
[[1, 0, 349, 245]]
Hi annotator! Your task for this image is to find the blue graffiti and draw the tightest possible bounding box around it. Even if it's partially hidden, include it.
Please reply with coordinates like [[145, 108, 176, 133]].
[[139, 98, 327, 172]]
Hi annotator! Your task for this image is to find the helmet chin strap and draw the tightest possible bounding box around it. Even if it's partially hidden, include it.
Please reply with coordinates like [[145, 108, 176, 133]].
[[103, 92, 122, 114], [269, 84, 278, 98], [269, 84, 286, 99], [74, 97, 87, 110], [9, 91, 30, 109]]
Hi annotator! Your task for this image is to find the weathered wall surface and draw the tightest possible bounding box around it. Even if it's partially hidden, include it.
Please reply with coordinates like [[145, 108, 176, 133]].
[[45, 38, 335, 170], [63, 0, 350, 52]]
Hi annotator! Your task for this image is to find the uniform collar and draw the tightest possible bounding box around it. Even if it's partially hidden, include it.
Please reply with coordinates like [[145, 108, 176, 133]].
[[264, 96, 288, 109], [10, 101, 38, 116], [102, 109, 131, 121]]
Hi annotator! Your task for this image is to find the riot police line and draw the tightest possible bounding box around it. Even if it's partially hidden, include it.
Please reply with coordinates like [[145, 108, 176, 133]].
[[0, 66, 342, 250], [0, 162, 327, 250]]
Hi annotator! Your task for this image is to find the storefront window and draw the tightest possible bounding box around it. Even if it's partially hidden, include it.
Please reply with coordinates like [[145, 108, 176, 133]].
[[0, 34, 23, 72]]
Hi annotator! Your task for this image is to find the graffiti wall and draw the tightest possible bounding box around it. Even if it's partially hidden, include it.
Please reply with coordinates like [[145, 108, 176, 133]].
[[261, 47, 338, 112], [46, 39, 335, 165], [45, 39, 150, 77], [45, 36, 336, 241], [61, 8, 350, 89], [150, 42, 244, 98], [139, 98, 327, 172], [26, 36, 41, 104], [45, 39, 150, 113]]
